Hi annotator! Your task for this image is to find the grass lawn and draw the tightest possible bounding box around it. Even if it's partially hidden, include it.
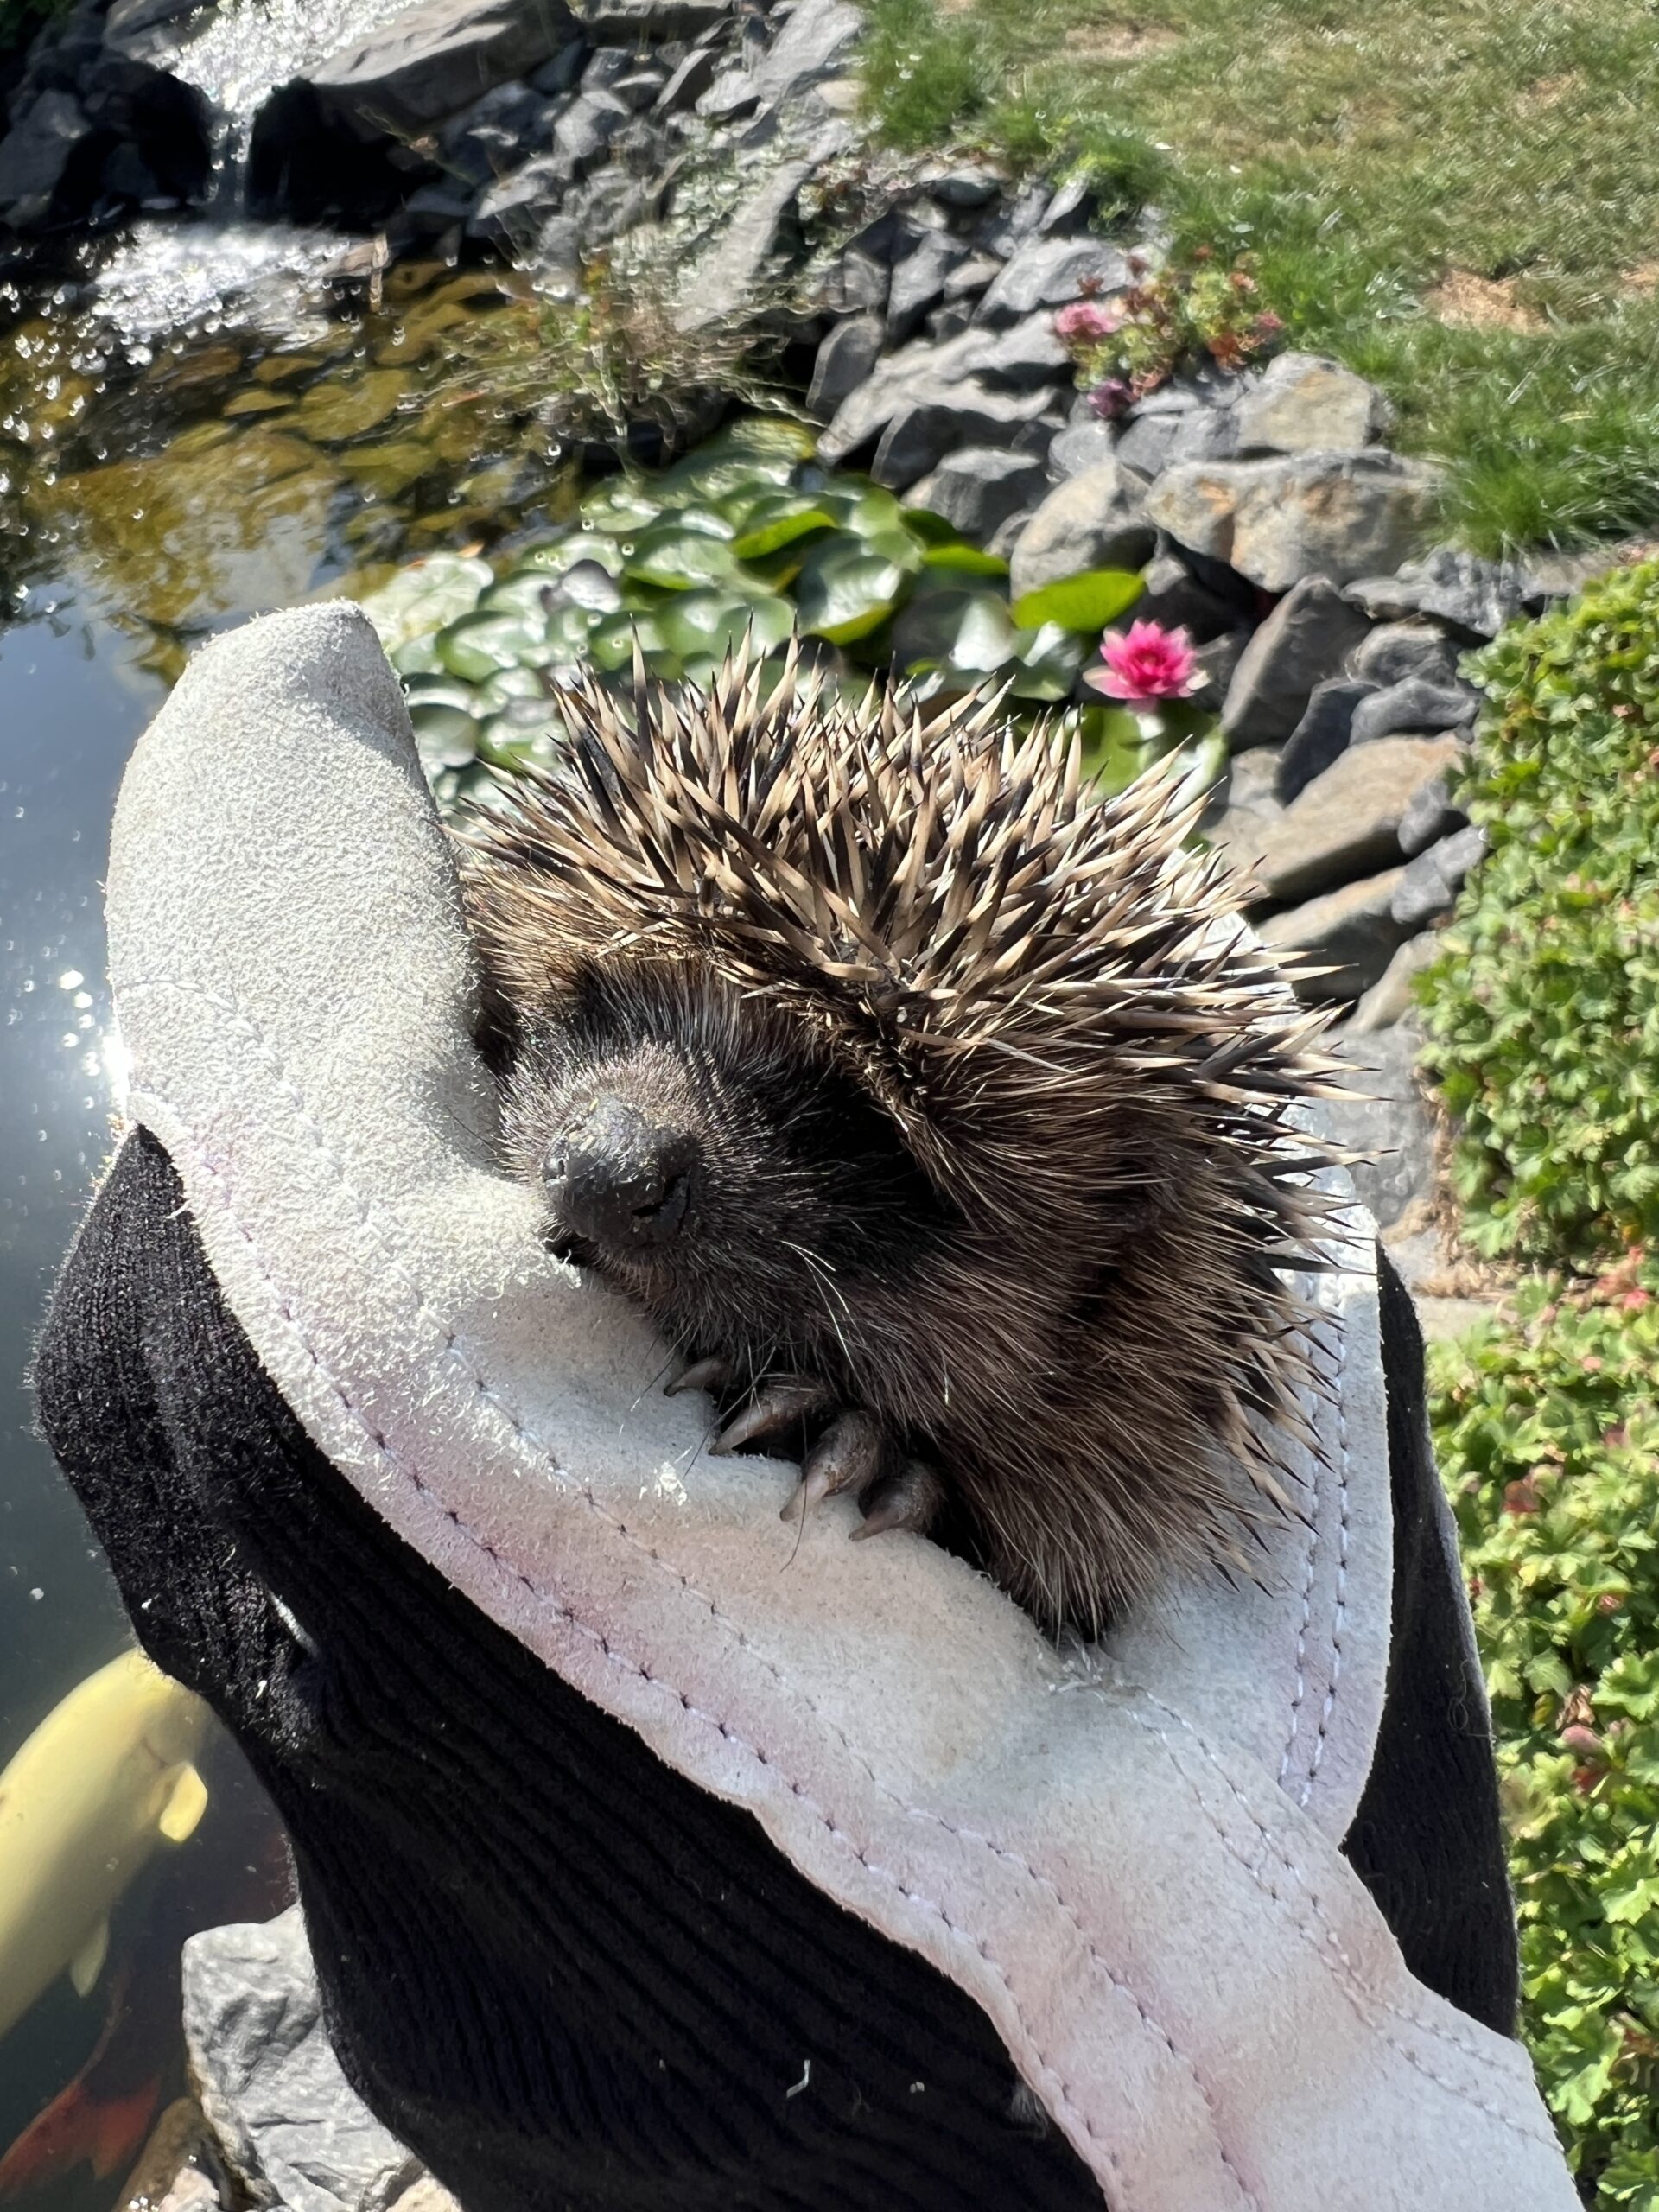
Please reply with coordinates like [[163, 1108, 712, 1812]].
[[861, 0, 1659, 555]]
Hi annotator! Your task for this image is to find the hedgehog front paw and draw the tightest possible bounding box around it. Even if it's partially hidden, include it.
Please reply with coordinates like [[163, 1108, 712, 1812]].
[[665, 1364, 943, 1544]]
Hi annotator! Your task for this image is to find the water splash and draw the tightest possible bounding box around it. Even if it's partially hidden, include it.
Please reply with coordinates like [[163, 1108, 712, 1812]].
[[165, 0, 416, 179], [88, 220, 352, 347]]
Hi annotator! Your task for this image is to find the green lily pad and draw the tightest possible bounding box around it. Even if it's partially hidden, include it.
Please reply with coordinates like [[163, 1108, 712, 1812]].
[[923, 541, 1011, 577], [435, 611, 546, 683], [893, 588, 1017, 677], [515, 532, 625, 577], [579, 481, 663, 531], [542, 600, 603, 658], [391, 634, 443, 677], [476, 665, 547, 712], [587, 610, 667, 671], [409, 700, 481, 772], [480, 573, 555, 620], [1012, 568, 1145, 633], [1008, 621, 1087, 701], [625, 524, 744, 591], [658, 590, 795, 662], [820, 486, 908, 539], [551, 559, 625, 613], [359, 551, 491, 652], [731, 493, 837, 560], [795, 541, 910, 644]]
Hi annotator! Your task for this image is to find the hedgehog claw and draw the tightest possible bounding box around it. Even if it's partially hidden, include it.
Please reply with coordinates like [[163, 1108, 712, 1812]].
[[781, 1408, 884, 1522], [850, 1459, 945, 1543], [666, 1354, 731, 1399], [713, 1375, 835, 1455]]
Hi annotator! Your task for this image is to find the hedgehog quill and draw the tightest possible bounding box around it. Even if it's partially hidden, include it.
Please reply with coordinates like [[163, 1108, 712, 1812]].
[[459, 647, 1350, 1637]]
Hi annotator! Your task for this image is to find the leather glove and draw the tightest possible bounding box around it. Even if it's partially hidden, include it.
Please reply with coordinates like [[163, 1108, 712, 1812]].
[[35, 604, 1575, 2212]]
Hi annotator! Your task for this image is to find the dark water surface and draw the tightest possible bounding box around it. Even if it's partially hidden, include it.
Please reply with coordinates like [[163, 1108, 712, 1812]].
[[0, 234, 586, 2210]]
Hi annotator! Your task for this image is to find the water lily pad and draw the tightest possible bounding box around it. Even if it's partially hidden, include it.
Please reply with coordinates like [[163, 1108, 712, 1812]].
[[296, 367, 407, 443], [552, 559, 624, 613], [476, 665, 546, 711], [542, 600, 603, 658], [588, 610, 667, 671], [580, 481, 662, 531], [658, 590, 795, 663], [436, 610, 546, 683], [515, 531, 626, 578], [1008, 621, 1086, 701], [625, 524, 744, 592], [730, 493, 836, 560], [923, 541, 1010, 577], [480, 573, 556, 620], [409, 700, 481, 772], [893, 588, 1015, 677], [1012, 568, 1145, 633], [794, 540, 909, 645], [359, 551, 491, 651]]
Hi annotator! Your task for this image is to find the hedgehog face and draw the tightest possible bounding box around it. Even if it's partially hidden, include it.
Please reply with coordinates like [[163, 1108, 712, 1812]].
[[497, 956, 959, 1392]]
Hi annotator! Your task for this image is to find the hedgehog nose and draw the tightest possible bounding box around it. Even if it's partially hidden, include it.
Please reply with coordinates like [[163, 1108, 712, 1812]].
[[543, 1097, 695, 1254]]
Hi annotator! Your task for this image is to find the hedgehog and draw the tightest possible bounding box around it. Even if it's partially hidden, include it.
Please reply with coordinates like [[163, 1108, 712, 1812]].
[[457, 646, 1346, 1637]]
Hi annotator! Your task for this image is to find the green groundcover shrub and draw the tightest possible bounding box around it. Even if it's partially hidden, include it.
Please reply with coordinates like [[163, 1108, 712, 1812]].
[[1424, 561, 1659, 2203], [1431, 1257, 1659, 2206], [1419, 561, 1659, 1269]]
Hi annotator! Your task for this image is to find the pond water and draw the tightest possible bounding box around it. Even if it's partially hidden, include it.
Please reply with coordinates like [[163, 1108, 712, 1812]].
[[0, 239, 589, 2212]]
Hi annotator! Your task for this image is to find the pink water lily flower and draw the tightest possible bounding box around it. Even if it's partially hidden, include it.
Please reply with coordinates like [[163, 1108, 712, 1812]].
[[1086, 620, 1201, 703]]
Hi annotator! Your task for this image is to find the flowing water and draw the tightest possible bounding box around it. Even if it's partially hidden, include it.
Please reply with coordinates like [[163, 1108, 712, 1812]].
[[0, 228, 598, 2207]]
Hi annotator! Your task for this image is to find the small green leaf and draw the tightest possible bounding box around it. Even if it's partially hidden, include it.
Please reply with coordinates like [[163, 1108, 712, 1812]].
[[795, 541, 910, 644], [731, 493, 838, 559], [624, 524, 744, 591]]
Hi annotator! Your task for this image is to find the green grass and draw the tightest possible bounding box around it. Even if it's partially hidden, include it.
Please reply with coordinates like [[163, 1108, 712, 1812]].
[[861, 0, 1659, 555]]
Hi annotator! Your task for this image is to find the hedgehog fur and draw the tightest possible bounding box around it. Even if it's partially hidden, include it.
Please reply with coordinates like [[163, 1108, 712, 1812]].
[[457, 646, 1348, 1636]]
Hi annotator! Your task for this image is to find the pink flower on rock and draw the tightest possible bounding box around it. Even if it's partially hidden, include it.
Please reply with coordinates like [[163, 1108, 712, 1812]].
[[1086, 620, 1201, 702], [1087, 376, 1134, 421], [1054, 300, 1122, 344]]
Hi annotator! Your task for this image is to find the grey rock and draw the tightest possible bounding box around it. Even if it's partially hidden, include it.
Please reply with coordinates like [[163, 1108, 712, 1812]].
[[1046, 419, 1116, 483], [530, 40, 588, 93], [1396, 772, 1470, 858], [1220, 577, 1372, 749], [1349, 620, 1461, 690], [656, 40, 721, 112], [1006, 461, 1154, 601], [0, 91, 90, 220], [1035, 174, 1096, 237], [696, 66, 759, 121], [1205, 744, 1287, 886], [1348, 935, 1440, 1035], [927, 163, 1002, 208], [960, 314, 1071, 390], [906, 448, 1050, 541], [1112, 411, 1184, 480], [1249, 733, 1465, 906], [747, 0, 862, 106], [1344, 545, 1530, 639], [437, 79, 550, 185], [887, 225, 966, 344], [1276, 677, 1378, 803], [552, 86, 627, 170], [976, 237, 1131, 327], [818, 325, 1056, 466], [308, 0, 579, 138], [185, 1909, 423, 2212], [870, 378, 1052, 490], [1133, 552, 1241, 643], [467, 152, 569, 244], [608, 64, 669, 109], [677, 141, 831, 330], [942, 251, 1001, 299], [1327, 1017, 1436, 1226], [806, 312, 883, 423], [569, 0, 729, 36], [531, 209, 583, 291], [1350, 676, 1478, 746], [1389, 823, 1487, 931], [973, 177, 1049, 258], [1147, 452, 1445, 594], [924, 303, 975, 343], [1187, 626, 1248, 712], [817, 245, 887, 315], [567, 160, 659, 246], [102, 0, 207, 49], [1234, 351, 1393, 456], [1258, 866, 1414, 1004]]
